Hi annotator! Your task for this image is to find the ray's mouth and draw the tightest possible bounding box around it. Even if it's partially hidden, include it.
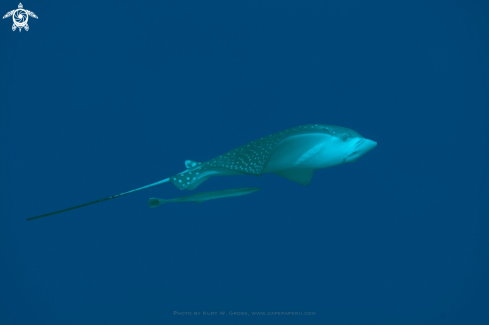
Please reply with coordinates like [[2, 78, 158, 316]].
[[343, 151, 358, 162]]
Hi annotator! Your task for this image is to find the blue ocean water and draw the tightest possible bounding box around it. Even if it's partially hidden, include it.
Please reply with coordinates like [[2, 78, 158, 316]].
[[1, 1, 488, 324]]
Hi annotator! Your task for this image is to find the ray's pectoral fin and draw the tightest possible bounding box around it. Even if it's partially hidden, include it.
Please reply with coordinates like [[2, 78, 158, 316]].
[[274, 168, 315, 186], [169, 160, 208, 190], [171, 170, 211, 190], [186, 176, 210, 190]]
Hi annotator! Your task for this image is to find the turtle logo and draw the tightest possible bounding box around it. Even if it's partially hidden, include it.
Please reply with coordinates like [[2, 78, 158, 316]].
[[3, 3, 37, 32]]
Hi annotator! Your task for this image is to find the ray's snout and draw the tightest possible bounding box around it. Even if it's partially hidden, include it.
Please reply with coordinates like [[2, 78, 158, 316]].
[[344, 137, 377, 163], [362, 139, 377, 152]]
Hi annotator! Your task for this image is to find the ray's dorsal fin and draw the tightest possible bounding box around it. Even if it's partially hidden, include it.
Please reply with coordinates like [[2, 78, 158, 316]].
[[274, 169, 315, 186], [185, 160, 201, 168]]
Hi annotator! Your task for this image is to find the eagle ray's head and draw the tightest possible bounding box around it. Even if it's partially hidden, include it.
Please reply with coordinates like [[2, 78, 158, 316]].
[[322, 125, 377, 164]]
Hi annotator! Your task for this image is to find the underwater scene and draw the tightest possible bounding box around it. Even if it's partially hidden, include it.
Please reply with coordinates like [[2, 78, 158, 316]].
[[1, 1, 488, 324]]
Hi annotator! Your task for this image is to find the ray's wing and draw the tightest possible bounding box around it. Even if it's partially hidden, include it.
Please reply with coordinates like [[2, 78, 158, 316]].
[[26, 10, 38, 18], [170, 124, 332, 190], [3, 10, 14, 19], [202, 124, 332, 175]]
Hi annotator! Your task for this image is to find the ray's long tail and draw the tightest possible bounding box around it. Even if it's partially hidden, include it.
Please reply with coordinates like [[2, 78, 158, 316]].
[[26, 178, 171, 221]]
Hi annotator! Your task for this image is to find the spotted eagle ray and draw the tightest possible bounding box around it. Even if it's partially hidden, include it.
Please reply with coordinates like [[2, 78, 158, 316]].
[[27, 124, 377, 221], [148, 187, 260, 207]]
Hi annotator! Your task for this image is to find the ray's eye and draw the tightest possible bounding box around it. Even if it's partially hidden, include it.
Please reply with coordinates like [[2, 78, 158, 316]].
[[341, 135, 349, 141]]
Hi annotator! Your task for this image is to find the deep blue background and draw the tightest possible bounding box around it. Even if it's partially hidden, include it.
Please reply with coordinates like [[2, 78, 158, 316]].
[[1, 1, 488, 324]]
